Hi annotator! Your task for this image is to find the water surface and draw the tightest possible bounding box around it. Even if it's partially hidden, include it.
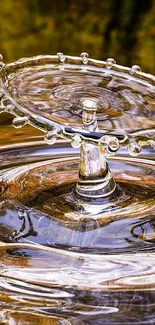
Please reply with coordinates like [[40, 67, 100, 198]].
[[0, 129, 155, 324]]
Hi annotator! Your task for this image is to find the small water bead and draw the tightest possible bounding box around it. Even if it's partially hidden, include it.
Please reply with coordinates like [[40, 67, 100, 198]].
[[71, 134, 82, 148], [129, 65, 141, 75], [128, 140, 141, 156], [44, 129, 57, 145], [106, 58, 116, 69], [80, 52, 89, 64], [12, 116, 28, 128], [57, 52, 66, 63], [81, 98, 98, 111], [108, 137, 120, 152], [99, 135, 120, 154]]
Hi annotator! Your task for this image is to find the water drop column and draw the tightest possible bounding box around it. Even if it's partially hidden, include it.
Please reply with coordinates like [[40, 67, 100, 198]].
[[76, 99, 116, 198]]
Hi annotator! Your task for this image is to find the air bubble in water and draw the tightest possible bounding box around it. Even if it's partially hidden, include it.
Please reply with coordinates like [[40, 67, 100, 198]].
[[44, 129, 57, 145], [12, 116, 28, 128], [71, 134, 82, 148], [57, 52, 66, 63], [128, 141, 141, 156], [106, 58, 116, 69], [80, 52, 89, 64], [129, 65, 141, 75]]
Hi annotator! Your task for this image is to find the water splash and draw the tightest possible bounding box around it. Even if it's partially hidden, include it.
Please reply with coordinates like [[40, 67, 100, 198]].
[[0, 53, 155, 324], [0, 53, 154, 204]]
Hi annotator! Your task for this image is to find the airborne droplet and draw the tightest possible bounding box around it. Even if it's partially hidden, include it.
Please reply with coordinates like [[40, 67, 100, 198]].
[[12, 116, 28, 128], [129, 65, 141, 75], [108, 136, 120, 152], [80, 52, 89, 64], [106, 58, 116, 69], [44, 129, 57, 145], [57, 52, 66, 63], [128, 140, 141, 156], [99, 135, 120, 155]]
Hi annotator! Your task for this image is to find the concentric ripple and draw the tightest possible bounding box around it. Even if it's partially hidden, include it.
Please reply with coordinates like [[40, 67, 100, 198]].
[[0, 55, 155, 324], [5, 64, 155, 132], [0, 140, 155, 324]]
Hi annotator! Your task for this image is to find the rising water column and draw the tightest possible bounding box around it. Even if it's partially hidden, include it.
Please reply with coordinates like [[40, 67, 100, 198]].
[[75, 99, 117, 198]]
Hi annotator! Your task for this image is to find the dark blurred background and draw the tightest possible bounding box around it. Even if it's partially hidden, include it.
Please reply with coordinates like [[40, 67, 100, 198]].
[[0, 0, 155, 73]]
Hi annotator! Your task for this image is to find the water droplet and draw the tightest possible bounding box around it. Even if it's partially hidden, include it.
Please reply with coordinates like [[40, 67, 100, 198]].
[[99, 135, 119, 154], [108, 136, 120, 152], [71, 134, 82, 148], [99, 135, 108, 144], [129, 65, 141, 75], [57, 52, 66, 63], [106, 58, 116, 69], [128, 141, 141, 156], [80, 52, 89, 64], [12, 116, 28, 128], [44, 130, 57, 145], [81, 98, 98, 110]]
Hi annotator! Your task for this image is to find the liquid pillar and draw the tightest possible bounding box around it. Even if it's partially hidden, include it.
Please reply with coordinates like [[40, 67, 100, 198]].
[[76, 99, 116, 198]]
